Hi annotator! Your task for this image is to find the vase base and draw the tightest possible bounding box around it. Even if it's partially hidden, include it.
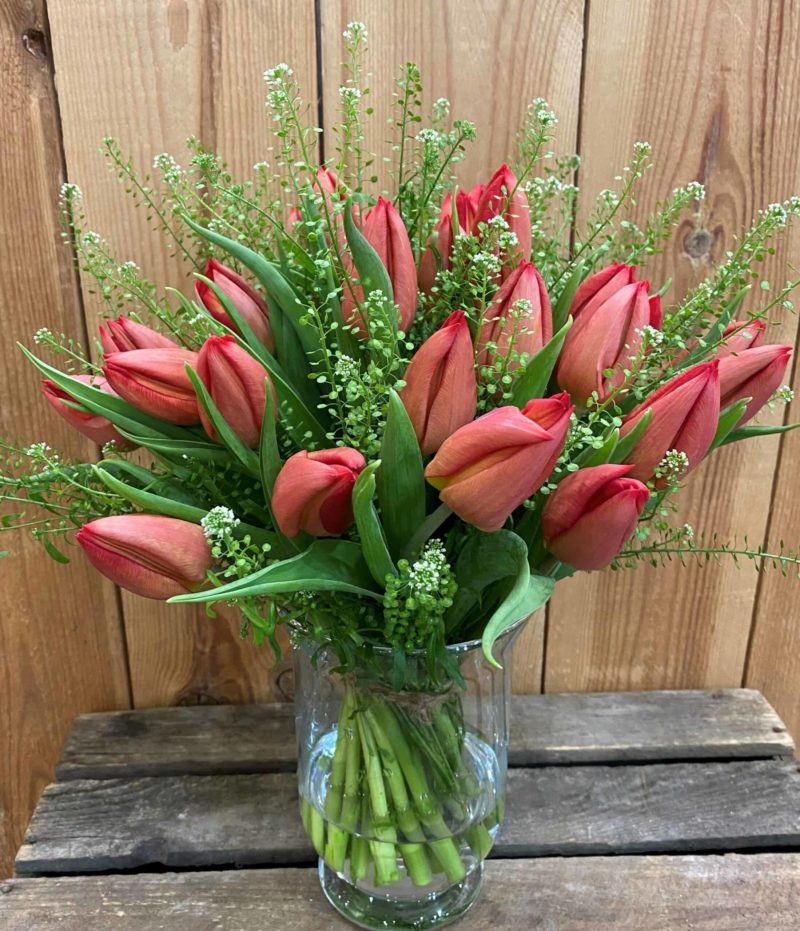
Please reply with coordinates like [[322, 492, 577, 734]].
[[319, 857, 484, 930]]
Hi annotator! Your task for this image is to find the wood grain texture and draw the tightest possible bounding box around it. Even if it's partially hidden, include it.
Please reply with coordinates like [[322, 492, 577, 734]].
[[4, 855, 800, 930], [545, 0, 800, 696], [16, 758, 800, 874], [46, 0, 315, 708], [320, 0, 584, 691], [55, 689, 794, 781], [0, 0, 131, 878]]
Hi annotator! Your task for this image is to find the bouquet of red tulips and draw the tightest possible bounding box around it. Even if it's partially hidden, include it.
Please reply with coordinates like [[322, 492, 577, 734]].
[[4, 24, 799, 925]]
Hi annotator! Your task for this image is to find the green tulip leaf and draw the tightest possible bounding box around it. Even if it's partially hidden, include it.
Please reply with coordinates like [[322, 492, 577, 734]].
[[168, 539, 382, 604], [711, 398, 751, 450], [259, 385, 282, 506], [377, 390, 426, 557], [611, 409, 653, 463], [185, 366, 261, 477], [720, 419, 800, 446], [116, 431, 233, 464], [573, 427, 620, 468], [343, 201, 396, 331], [352, 461, 396, 586], [551, 262, 585, 332], [510, 316, 573, 407]]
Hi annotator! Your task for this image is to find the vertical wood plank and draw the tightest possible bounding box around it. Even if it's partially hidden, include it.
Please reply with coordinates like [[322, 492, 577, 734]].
[[545, 0, 800, 694], [320, 0, 585, 691], [47, 0, 316, 707], [0, 0, 131, 875]]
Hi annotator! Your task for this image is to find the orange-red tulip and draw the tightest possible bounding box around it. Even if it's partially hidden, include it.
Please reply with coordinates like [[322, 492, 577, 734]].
[[425, 392, 573, 532], [619, 361, 720, 486], [716, 319, 767, 357], [718, 343, 792, 426], [272, 448, 367, 537], [400, 310, 477, 455], [197, 335, 276, 448], [76, 515, 212, 600], [557, 271, 661, 403], [99, 317, 178, 354], [196, 258, 274, 353], [476, 261, 552, 374], [103, 348, 200, 425], [42, 375, 129, 447], [342, 197, 418, 337], [542, 464, 650, 570], [473, 164, 532, 264], [418, 188, 483, 292]]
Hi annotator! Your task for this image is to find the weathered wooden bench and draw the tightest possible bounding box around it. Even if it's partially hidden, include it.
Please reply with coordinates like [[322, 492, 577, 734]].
[[3, 689, 800, 929]]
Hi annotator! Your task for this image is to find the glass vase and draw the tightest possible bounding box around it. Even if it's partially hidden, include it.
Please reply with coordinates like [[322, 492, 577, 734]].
[[292, 617, 526, 930]]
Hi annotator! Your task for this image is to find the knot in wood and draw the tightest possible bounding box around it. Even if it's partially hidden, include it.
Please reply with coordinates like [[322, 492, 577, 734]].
[[684, 227, 714, 260]]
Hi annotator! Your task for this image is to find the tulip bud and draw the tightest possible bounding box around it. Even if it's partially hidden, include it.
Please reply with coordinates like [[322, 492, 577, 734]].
[[543, 464, 650, 570], [570, 263, 638, 320], [103, 348, 200, 425], [272, 448, 366, 537], [99, 317, 178, 354], [473, 164, 532, 263], [76, 515, 212, 600], [619, 361, 720, 486], [425, 391, 573, 532], [476, 261, 552, 375], [716, 319, 767, 357], [557, 278, 661, 403], [718, 343, 792, 426], [196, 258, 275, 353], [42, 375, 129, 448], [400, 311, 477, 455], [342, 197, 418, 337], [197, 335, 276, 447]]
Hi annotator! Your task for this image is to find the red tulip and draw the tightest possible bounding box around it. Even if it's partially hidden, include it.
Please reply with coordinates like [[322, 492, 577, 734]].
[[99, 317, 178, 354], [272, 448, 366, 537], [77, 515, 212, 600], [103, 348, 200, 425], [619, 361, 720, 486], [716, 319, 767, 357], [473, 164, 532, 263], [542, 464, 650, 570], [42, 375, 129, 447], [286, 206, 302, 231], [196, 258, 274, 353], [197, 336, 276, 448], [557, 278, 661, 403], [476, 261, 552, 375], [342, 197, 418, 337], [400, 310, 477, 455], [570, 263, 640, 321], [425, 391, 573, 532], [418, 189, 484, 292], [718, 343, 792, 426]]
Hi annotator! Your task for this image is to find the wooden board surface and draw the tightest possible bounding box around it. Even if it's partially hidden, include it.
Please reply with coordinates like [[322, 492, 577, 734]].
[[545, 1, 800, 698], [0, 0, 131, 878], [3, 855, 800, 930], [55, 689, 794, 781], [16, 759, 800, 874]]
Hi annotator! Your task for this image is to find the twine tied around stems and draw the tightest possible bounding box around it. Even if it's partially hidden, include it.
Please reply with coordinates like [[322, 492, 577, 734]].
[[346, 675, 472, 724]]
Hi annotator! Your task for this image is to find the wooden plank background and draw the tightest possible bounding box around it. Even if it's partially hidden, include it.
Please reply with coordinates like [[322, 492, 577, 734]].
[[0, 0, 798, 876]]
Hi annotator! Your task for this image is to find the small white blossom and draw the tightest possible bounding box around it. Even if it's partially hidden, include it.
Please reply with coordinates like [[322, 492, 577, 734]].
[[408, 540, 448, 595], [655, 449, 690, 481], [343, 21, 367, 42], [339, 85, 362, 101], [201, 506, 240, 540], [685, 180, 705, 200], [264, 63, 293, 87], [33, 327, 52, 344], [416, 128, 440, 145], [82, 231, 101, 246], [772, 384, 794, 404], [60, 182, 82, 200]]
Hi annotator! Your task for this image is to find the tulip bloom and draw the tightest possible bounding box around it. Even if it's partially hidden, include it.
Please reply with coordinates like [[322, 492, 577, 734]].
[[77, 515, 212, 600], [718, 343, 792, 426], [342, 197, 418, 337], [400, 311, 477, 455], [418, 189, 483, 292], [42, 375, 128, 447], [99, 317, 178, 354], [542, 464, 650, 570], [619, 361, 720, 485], [104, 348, 200, 425], [476, 261, 552, 374], [473, 164, 532, 263], [425, 392, 573, 532], [197, 336, 276, 448], [569, 263, 641, 321], [272, 448, 366, 537], [196, 258, 274, 353], [716, 319, 767, 357], [557, 278, 661, 404]]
